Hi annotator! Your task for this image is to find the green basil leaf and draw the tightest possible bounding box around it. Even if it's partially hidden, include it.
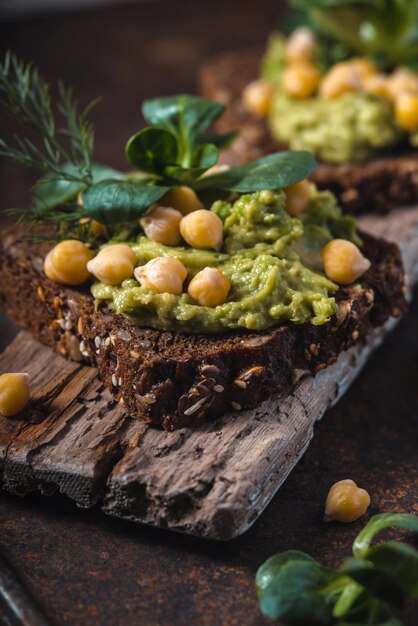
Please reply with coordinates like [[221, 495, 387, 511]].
[[125, 127, 178, 173], [33, 162, 124, 209], [259, 560, 338, 625], [353, 513, 418, 559], [256, 550, 316, 599], [367, 541, 418, 598], [142, 95, 225, 147], [195, 151, 316, 194], [82, 179, 169, 223], [342, 558, 405, 609]]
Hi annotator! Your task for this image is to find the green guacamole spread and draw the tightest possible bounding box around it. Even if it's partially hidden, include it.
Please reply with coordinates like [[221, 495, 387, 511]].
[[262, 32, 408, 163], [91, 189, 358, 334], [269, 92, 402, 164]]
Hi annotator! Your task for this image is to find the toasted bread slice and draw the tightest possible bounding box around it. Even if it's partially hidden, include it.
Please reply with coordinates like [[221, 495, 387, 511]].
[[199, 48, 418, 214], [0, 228, 406, 430]]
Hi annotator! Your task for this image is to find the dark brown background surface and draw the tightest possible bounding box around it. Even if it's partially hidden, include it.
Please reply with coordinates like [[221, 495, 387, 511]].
[[0, 1, 417, 624]]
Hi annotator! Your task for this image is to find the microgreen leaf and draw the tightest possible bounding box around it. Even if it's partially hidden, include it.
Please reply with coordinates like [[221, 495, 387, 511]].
[[367, 542, 418, 598], [81, 179, 169, 223], [256, 512, 418, 625], [353, 513, 418, 559], [164, 144, 219, 184], [125, 127, 178, 174], [34, 163, 124, 210], [259, 560, 339, 625], [195, 151, 316, 194], [342, 557, 405, 609], [142, 95, 225, 148], [202, 130, 238, 149], [256, 550, 316, 599]]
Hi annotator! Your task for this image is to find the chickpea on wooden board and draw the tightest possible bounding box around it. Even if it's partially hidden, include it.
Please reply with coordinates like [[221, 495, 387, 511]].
[[0, 373, 30, 417]]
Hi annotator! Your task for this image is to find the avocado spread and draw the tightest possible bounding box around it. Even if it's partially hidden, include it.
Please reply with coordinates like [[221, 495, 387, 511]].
[[270, 92, 402, 164], [262, 33, 408, 163], [91, 189, 358, 334]]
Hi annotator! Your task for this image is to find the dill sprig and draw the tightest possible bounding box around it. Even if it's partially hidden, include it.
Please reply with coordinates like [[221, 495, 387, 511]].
[[0, 52, 99, 239], [0, 51, 96, 180]]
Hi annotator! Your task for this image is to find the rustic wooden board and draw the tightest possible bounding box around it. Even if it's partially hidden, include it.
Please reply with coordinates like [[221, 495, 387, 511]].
[[1, 206, 418, 540]]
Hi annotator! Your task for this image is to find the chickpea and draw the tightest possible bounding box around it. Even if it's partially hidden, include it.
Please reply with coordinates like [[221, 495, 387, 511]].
[[161, 186, 204, 215], [285, 27, 317, 64], [322, 239, 370, 285], [180, 209, 223, 250], [281, 62, 321, 99], [319, 62, 363, 99], [90, 220, 107, 238], [395, 92, 418, 131], [387, 67, 418, 101], [44, 240, 93, 286], [284, 180, 312, 216], [349, 58, 378, 81], [134, 257, 187, 295], [87, 244, 137, 285], [78, 215, 107, 238], [364, 74, 392, 101], [140, 206, 182, 246], [188, 267, 231, 307], [0, 373, 30, 417], [324, 479, 370, 523], [242, 79, 273, 117]]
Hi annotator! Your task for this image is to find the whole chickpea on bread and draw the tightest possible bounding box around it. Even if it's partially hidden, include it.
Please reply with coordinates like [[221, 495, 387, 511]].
[[0, 54, 406, 428], [199, 0, 418, 213]]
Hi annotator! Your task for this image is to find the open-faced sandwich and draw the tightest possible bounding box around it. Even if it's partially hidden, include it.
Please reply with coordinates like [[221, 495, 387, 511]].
[[200, 0, 418, 213], [0, 55, 406, 429]]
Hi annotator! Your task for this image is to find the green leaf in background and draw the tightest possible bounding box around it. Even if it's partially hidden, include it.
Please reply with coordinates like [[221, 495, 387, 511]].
[[195, 151, 317, 194], [256, 550, 316, 599], [367, 541, 418, 597], [259, 560, 338, 625], [342, 557, 405, 609], [81, 179, 169, 224], [125, 127, 178, 174], [288, 0, 418, 67], [33, 163, 124, 210], [353, 513, 418, 559]]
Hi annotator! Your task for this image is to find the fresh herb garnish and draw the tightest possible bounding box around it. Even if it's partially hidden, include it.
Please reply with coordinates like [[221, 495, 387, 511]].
[[256, 513, 418, 625], [0, 54, 316, 238], [288, 0, 418, 69]]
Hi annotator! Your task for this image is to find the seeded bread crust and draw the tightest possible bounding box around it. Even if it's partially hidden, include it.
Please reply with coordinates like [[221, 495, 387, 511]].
[[198, 48, 418, 214], [0, 228, 406, 430]]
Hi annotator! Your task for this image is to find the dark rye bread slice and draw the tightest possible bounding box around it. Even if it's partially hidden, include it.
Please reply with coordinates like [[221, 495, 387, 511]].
[[198, 48, 418, 214], [0, 228, 406, 430]]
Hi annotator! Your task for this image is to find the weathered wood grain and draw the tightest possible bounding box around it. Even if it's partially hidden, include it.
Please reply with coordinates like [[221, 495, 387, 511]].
[[1, 206, 418, 540]]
